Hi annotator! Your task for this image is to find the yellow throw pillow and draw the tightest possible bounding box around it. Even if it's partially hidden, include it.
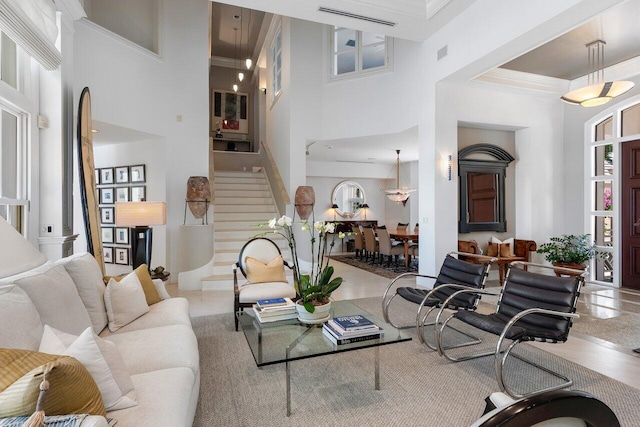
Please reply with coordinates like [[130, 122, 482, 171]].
[[109, 264, 161, 305], [499, 243, 515, 257], [245, 255, 286, 284], [0, 348, 106, 418], [486, 242, 499, 257]]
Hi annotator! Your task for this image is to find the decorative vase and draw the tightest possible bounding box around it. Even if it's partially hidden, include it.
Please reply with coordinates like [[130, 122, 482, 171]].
[[186, 176, 211, 219], [294, 186, 315, 220], [296, 300, 331, 324], [552, 262, 587, 277]]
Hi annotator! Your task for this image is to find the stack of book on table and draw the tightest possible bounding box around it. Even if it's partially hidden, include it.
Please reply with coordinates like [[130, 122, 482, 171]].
[[322, 314, 383, 345], [253, 298, 297, 323]]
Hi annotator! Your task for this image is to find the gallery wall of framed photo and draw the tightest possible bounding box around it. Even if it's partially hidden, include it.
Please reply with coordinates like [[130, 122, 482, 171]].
[[96, 164, 147, 265]]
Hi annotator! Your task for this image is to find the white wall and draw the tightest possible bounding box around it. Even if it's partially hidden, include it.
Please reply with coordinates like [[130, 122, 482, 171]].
[[72, 0, 209, 280]]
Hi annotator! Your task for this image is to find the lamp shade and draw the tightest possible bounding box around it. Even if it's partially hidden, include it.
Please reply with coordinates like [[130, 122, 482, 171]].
[[115, 202, 166, 227], [331, 204, 339, 209]]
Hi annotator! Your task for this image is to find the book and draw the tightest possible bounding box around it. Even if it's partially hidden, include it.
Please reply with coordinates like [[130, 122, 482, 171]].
[[322, 326, 383, 345], [331, 315, 378, 331], [253, 306, 298, 323], [252, 304, 296, 317], [257, 298, 288, 308], [324, 321, 382, 338]]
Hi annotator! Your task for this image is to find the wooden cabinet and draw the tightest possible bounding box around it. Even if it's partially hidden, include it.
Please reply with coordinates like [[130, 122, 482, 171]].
[[212, 138, 253, 152]]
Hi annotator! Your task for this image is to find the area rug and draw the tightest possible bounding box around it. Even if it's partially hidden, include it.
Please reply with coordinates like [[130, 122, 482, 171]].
[[330, 254, 418, 279], [192, 297, 640, 427]]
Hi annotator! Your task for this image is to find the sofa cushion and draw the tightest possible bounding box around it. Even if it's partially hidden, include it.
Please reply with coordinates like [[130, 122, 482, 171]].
[[0, 348, 106, 418], [107, 367, 196, 427], [154, 278, 171, 300], [39, 326, 137, 411], [102, 324, 199, 377], [0, 285, 43, 350], [56, 253, 109, 334], [104, 274, 149, 332], [13, 264, 92, 336], [99, 298, 191, 336], [238, 281, 296, 303]]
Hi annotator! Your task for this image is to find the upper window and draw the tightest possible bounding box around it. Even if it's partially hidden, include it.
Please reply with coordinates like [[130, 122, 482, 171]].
[[1, 33, 17, 89], [330, 27, 390, 79], [270, 27, 282, 103], [0, 106, 27, 233]]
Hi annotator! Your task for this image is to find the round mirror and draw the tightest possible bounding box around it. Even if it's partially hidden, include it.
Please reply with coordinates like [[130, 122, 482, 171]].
[[332, 181, 365, 218]]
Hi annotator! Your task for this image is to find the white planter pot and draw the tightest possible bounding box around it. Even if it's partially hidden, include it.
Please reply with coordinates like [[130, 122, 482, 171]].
[[296, 300, 332, 324]]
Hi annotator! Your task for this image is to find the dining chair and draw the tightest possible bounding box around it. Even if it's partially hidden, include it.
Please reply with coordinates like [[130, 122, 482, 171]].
[[377, 227, 404, 267], [351, 224, 365, 260], [361, 225, 380, 264]]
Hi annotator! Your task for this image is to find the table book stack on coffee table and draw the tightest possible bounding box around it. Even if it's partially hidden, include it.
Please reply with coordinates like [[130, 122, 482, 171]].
[[253, 297, 297, 323], [323, 314, 383, 345]]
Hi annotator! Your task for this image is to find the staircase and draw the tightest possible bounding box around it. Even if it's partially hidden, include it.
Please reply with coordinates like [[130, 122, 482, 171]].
[[201, 170, 291, 290]]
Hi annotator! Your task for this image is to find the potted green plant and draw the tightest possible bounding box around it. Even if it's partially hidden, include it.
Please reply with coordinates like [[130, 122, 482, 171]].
[[537, 234, 599, 270], [257, 215, 348, 323]]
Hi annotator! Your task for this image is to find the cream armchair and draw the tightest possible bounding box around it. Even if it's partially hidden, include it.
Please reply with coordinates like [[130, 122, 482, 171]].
[[233, 237, 297, 330]]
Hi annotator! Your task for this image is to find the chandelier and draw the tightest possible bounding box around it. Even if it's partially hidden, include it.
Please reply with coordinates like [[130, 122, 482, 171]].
[[382, 150, 416, 203], [561, 40, 634, 107]]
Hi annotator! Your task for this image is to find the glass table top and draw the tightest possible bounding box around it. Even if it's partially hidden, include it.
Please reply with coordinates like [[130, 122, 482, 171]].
[[237, 300, 412, 367]]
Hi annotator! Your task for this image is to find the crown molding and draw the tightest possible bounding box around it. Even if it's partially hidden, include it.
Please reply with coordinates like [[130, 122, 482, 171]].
[[474, 67, 568, 94], [210, 56, 238, 69]]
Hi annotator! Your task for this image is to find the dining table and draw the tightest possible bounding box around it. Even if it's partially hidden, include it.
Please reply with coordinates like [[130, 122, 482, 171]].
[[388, 230, 419, 269]]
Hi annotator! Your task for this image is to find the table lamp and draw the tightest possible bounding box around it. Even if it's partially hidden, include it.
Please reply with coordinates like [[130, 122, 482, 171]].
[[115, 201, 166, 270], [361, 203, 369, 220], [331, 203, 339, 221]]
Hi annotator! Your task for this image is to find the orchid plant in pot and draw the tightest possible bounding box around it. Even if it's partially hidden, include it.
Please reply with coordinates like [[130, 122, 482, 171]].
[[257, 215, 347, 323]]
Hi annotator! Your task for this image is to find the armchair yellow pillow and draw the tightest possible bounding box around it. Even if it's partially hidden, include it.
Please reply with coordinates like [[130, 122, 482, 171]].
[[245, 255, 287, 284]]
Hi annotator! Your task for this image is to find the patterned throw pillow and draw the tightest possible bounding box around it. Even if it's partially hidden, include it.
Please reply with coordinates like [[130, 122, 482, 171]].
[[0, 348, 105, 418], [245, 255, 286, 284]]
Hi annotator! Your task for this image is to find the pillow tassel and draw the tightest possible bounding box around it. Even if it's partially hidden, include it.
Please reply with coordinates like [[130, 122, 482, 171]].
[[23, 366, 51, 427]]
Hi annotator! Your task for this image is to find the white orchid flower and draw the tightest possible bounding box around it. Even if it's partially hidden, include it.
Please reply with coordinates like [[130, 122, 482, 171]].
[[301, 222, 308, 231], [283, 216, 293, 226], [314, 221, 324, 231], [326, 223, 336, 234], [338, 232, 345, 239], [268, 218, 277, 228]]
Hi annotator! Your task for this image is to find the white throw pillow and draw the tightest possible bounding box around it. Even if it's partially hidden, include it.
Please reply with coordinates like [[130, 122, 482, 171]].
[[104, 273, 149, 332], [490, 236, 514, 247], [153, 278, 171, 300], [57, 253, 109, 334], [39, 325, 137, 410], [0, 284, 43, 350]]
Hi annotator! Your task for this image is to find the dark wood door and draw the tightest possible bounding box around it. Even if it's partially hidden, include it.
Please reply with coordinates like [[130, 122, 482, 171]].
[[621, 139, 640, 289]]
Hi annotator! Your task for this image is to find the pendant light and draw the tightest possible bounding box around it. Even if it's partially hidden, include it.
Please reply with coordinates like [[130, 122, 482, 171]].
[[245, 9, 252, 70], [382, 150, 416, 203], [237, 9, 245, 82], [232, 27, 239, 92], [561, 40, 634, 107]]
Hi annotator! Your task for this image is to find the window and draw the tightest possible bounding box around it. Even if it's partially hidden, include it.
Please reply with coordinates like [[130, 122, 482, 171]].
[[330, 27, 391, 78], [1, 33, 17, 89], [270, 27, 282, 102], [0, 106, 27, 233]]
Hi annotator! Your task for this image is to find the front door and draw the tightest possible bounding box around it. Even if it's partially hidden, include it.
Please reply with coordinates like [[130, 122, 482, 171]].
[[621, 139, 640, 289]]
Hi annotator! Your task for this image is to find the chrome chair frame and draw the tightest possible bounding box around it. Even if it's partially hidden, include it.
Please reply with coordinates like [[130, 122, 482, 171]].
[[381, 252, 496, 350], [435, 261, 585, 398]]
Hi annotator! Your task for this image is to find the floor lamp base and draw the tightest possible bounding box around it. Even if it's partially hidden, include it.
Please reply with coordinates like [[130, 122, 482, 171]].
[[131, 226, 152, 270]]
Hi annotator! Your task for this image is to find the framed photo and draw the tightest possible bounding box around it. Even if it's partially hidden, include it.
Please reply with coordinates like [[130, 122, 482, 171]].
[[115, 166, 129, 184], [100, 207, 114, 224], [115, 248, 129, 265], [131, 186, 146, 202], [101, 227, 114, 243], [100, 188, 114, 205], [130, 165, 146, 183], [116, 187, 129, 202], [115, 227, 129, 244], [211, 90, 249, 134], [104, 247, 113, 264], [100, 168, 114, 185]]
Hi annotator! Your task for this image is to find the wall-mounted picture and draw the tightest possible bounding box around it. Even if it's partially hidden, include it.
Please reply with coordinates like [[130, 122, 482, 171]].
[[116, 187, 129, 202], [115, 247, 129, 265], [101, 227, 114, 243], [131, 186, 146, 202], [100, 187, 114, 204], [100, 168, 114, 185], [115, 166, 129, 183], [130, 165, 146, 183], [104, 247, 113, 264], [211, 90, 249, 134], [100, 207, 114, 224], [115, 227, 129, 244]]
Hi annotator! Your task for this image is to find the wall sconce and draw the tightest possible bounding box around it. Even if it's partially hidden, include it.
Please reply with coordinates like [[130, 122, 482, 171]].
[[361, 203, 369, 220], [331, 203, 339, 221], [441, 154, 452, 181], [259, 87, 267, 94]]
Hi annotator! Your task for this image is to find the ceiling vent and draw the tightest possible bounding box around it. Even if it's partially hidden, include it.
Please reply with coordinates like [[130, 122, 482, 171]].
[[318, 7, 396, 27]]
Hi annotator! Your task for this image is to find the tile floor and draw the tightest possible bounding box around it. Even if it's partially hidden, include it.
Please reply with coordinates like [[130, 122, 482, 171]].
[[167, 258, 640, 391]]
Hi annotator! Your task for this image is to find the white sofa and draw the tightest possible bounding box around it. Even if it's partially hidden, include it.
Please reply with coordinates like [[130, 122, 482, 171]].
[[0, 252, 200, 426]]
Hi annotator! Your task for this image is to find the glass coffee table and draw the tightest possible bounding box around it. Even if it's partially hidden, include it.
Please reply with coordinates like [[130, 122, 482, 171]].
[[236, 300, 412, 416]]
